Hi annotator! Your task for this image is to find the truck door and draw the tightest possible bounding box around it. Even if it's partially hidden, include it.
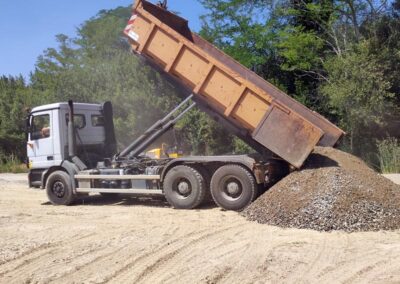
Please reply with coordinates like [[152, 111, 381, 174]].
[[28, 111, 55, 168]]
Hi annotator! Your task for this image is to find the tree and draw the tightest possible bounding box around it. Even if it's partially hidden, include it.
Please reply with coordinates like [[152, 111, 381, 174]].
[[0, 76, 32, 160], [198, 0, 399, 169], [175, 108, 236, 155], [320, 43, 396, 163], [30, 6, 182, 149]]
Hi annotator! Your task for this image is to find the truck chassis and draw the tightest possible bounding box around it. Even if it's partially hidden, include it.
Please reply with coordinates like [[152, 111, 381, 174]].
[[41, 97, 286, 211]]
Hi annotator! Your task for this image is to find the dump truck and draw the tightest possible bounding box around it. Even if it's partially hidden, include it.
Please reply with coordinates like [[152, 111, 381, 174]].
[[26, 0, 344, 211]]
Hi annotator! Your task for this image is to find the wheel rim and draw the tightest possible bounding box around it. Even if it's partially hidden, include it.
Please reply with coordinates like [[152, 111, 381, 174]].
[[173, 178, 192, 199], [220, 176, 243, 201], [52, 181, 65, 198]]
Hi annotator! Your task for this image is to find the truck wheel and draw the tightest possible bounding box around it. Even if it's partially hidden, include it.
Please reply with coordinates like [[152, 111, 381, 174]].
[[46, 171, 76, 205], [192, 166, 213, 205], [210, 165, 257, 211], [163, 165, 205, 209]]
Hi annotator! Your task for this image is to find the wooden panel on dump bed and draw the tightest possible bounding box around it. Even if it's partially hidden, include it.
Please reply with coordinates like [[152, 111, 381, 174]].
[[124, 0, 344, 168]]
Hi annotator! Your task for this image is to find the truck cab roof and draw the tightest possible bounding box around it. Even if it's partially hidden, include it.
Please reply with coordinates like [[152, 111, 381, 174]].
[[31, 102, 102, 114]]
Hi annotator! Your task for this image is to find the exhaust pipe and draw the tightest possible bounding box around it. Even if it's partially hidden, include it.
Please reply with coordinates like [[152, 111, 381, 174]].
[[67, 100, 87, 171], [68, 100, 76, 158]]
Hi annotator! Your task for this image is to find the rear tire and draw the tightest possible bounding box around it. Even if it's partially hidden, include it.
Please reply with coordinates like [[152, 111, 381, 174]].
[[210, 165, 257, 211], [46, 171, 76, 205], [192, 166, 213, 205], [163, 165, 205, 209]]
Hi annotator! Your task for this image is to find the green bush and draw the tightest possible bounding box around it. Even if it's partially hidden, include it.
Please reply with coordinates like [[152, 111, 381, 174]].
[[0, 152, 27, 173], [377, 138, 400, 173]]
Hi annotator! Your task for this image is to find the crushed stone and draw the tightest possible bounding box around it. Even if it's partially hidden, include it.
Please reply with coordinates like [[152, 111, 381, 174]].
[[242, 147, 400, 232]]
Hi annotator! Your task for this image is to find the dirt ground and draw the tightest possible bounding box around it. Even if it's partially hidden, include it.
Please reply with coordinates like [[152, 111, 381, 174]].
[[383, 174, 400, 185], [1, 174, 400, 284]]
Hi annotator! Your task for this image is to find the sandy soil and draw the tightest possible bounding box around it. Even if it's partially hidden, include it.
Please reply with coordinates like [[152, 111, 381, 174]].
[[383, 174, 400, 185], [1, 174, 400, 284]]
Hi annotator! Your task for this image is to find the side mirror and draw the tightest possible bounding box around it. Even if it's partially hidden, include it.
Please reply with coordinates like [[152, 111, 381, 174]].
[[25, 115, 32, 134]]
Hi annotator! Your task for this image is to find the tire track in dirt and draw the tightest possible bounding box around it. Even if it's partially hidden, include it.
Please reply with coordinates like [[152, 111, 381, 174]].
[[368, 257, 400, 283], [315, 232, 351, 276], [0, 231, 96, 267], [44, 227, 154, 282], [188, 241, 250, 283], [51, 222, 202, 283], [0, 248, 61, 284], [138, 222, 276, 283], [291, 234, 329, 282], [203, 266, 234, 284], [261, 237, 315, 280], [313, 235, 400, 283], [316, 246, 383, 281], [46, 245, 129, 283], [111, 224, 244, 284], [0, 232, 94, 275], [95, 228, 220, 283], [342, 254, 400, 283], [59, 235, 186, 283], [293, 232, 350, 282], [0, 243, 53, 266], [227, 230, 281, 283], [0, 247, 56, 279], [146, 232, 250, 283], [0, 232, 100, 283], [342, 260, 390, 284]]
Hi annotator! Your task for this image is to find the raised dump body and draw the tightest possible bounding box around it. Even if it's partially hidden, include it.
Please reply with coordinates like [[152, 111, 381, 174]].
[[124, 0, 345, 168]]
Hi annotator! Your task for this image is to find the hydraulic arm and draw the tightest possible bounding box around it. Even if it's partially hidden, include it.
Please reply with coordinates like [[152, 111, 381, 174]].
[[116, 94, 195, 160]]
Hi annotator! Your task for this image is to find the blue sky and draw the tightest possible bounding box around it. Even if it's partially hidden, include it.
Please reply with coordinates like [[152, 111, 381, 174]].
[[0, 0, 205, 79]]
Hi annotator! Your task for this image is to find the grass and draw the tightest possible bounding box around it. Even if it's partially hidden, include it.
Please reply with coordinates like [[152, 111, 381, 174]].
[[0, 153, 28, 173], [377, 137, 400, 174]]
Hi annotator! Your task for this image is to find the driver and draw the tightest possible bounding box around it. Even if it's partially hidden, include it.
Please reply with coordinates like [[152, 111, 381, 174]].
[[40, 126, 50, 138]]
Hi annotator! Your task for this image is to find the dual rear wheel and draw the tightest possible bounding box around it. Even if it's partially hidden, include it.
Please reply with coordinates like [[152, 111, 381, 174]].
[[163, 164, 257, 211]]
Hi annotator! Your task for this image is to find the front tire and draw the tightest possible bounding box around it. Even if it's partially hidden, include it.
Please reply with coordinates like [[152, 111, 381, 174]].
[[163, 165, 205, 209], [46, 171, 76, 205], [210, 165, 257, 211]]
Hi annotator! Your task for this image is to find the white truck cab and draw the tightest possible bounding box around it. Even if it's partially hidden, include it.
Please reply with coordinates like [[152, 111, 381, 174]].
[[27, 102, 116, 188]]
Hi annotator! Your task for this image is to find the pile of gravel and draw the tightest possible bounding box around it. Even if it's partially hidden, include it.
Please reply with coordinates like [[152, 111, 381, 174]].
[[242, 147, 400, 232]]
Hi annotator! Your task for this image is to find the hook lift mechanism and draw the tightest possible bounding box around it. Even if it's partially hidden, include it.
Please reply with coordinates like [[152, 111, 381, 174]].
[[115, 94, 196, 162]]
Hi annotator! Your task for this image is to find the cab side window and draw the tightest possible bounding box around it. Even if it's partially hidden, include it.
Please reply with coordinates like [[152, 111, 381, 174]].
[[91, 115, 104, 127], [65, 114, 86, 129], [31, 114, 50, 140]]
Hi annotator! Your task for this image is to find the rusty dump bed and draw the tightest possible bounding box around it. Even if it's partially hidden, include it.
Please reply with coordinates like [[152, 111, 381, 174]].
[[124, 0, 345, 168]]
